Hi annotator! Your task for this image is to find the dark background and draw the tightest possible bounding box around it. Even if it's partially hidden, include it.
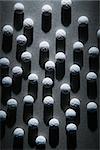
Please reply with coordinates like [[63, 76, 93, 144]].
[[0, 0, 99, 149]]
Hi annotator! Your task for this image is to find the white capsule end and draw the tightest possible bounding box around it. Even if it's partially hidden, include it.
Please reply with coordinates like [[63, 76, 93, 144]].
[[14, 3, 24, 11], [36, 136, 46, 145], [70, 64, 80, 73], [7, 99, 17, 108], [14, 128, 24, 137], [23, 18, 34, 28], [60, 83, 71, 93], [49, 118, 59, 127], [2, 76, 12, 87], [45, 61, 55, 70], [78, 16, 89, 24], [97, 29, 100, 37], [89, 47, 99, 55], [39, 41, 49, 51], [28, 73, 38, 82], [73, 41, 84, 50], [86, 72, 97, 81], [23, 95, 34, 103], [0, 110, 7, 120], [55, 52, 66, 61], [16, 35, 27, 45], [61, 0, 72, 7], [3, 25, 13, 35], [56, 29, 66, 39], [66, 123, 77, 132], [87, 102, 97, 111], [0, 58, 10, 67], [12, 66, 23, 76], [70, 98, 80, 107], [21, 51, 32, 62], [42, 4, 52, 13], [28, 118, 39, 127], [43, 96, 54, 105], [65, 108, 76, 117], [42, 77, 53, 87]]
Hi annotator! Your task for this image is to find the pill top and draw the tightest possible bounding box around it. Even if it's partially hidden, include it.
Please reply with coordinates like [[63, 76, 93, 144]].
[[55, 52, 66, 61], [66, 123, 77, 132], [39, 41, 49, 51], [12, 66, 23, 76], [14, 3, 24, 11], [70, 64, 80, 73], [36, 136, 46, 145], [97, 29, 100, 37], [21, 51, 32, 62], [2, 25, 13, 36], [73, 41, 84, 50], [28, 73, 38, 82], [86, 72, 97, 81], [23, 18, 34, 28], [49, 118, 59, 127], [28, 118, 39, 127], [23, 95, 34, 103], [42, 4, 52, 13], [78, 16, 89, 24], [13, 128, 24, 137], [7, 99, 17, 108], [0, 57, 10, 68], [89, 47, 99, 55], [0, 110, 7, 120], [45, 61, 55, 70], [65, 108, 76, 117], [87, 102, 97, 111], [70, 98, 80, 107], [16, 35, 27, 45], [42, 77, 53, 87], [61, 0, 72, 6], [43, 96, 54, 105], [60, 83, 71, 93], [2, 76, 12, 87], [56, 29, 66, 39]]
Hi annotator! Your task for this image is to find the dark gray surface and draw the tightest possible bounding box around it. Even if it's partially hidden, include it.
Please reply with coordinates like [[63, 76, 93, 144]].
[[0, 0, 99, 150]]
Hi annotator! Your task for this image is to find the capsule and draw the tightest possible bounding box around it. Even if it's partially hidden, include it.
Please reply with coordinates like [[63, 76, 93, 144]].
[[7, 98, 17, 128], [61, 0, 72, 26], [97, 29, 100, 49], [21, 51, 32, 79], [12, 66, 23, 94], [78, 16, 89, 43], [36, 135, 46, 150], [87, 102, 97, 131], [66, 123, 77, 149], [70, 98, 80, 125], [56, 29, 66, 53], [14, 3, 24, 30], [23, 95, 34, 124], [88, 47, 99, 72], [39, 41, 49, 69], [70, 64, 80, 93], [43, 96, 54, 125], [65, 108, 76, 125], [23, 18, 34, 46], [2, 25, 13, 52], [1, 76, 12, 105], [60, 83, 71, 112], [42, 4, 52, 33], [49, 118, 59, 148], [73, 41, 84, 68], [13, 128, 24, 150], [0, 110, 7, 139], [45, 61, 55, 83], [28, 73, 38, 100], [42, 77, 53, 99], [28, 118, 39, 147], [0, 57, 10, 82], [86, 72, 97, 99], [16, 35, 27, 62], [55, 52, 66, 80]]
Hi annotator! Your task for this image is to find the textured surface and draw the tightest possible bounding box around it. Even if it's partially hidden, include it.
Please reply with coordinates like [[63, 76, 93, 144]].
[[0, 0, 99, 150]]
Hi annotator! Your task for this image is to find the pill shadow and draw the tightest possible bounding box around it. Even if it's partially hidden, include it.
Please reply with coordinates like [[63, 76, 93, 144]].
[[78, 24, 88, 44]]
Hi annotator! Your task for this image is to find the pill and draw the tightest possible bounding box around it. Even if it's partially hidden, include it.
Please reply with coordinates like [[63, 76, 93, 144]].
[[36, 135, 46, 150], [55, 52, 66, 80], [43, 96, 54, 125], [2, 25, 13, 52], [23, 18, 34, 46], [12, 66, 23, 94], [0, 110, 7, 139], [21, 51, 32, 79], [13, 128, 24, 149], [70, 64, 80, 93], [88, 47, 99, 72], [60, 83, 71, 111], [28, 73, 38, 100], [28, 118, 39, 147], [7, 98, 17, 127], [97, 29, 100, 49], [16, 35, 27, 62], [42, 4, 52, 32], [86, 72, 97, 99], [23, 95, 34, 124], [61, 0, 72, 26], [49, 118, 59, 148], [1, 76, 12, 105], [78, 16, 89, 43], [65, 108, 76, 125], [14, 3, 24, 30], [56, 29, 66, 53], [42, 77, 53, 99], [73, 41, 84, 68], [39, 41, 49, 69]]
